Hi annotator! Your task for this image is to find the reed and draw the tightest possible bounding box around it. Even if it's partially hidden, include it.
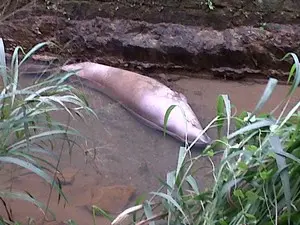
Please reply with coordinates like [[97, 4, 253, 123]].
[[0, 38, 96, 224]]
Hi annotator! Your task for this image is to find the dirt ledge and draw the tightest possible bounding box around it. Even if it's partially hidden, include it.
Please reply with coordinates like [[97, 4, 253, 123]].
[[1, 15, 299, 82]]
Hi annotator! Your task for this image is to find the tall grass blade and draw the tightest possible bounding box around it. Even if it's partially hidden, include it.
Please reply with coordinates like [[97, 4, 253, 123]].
[[250, 78, 278, 118], [0, 191, 55, 220], [91, 205, 114, 222], [278, 101, 300, 130], [10, 46, 24, 106], [287, 64, 296, 84], [0, 38, 7, 87], [150, 192, 187, 223], [0, 157, 67, 202], [66, 219, 78, 225], [186, 175, 199, 194], [222, 95, 231, 137], [8, 129, 80, 150], [281, 53, 300, 96], [216, 95, 225, 137], [164, 105, 177, 136], [167, 171, 176, 196], [176, 147, 186, 179], [19, 42, 52, 67], [144, 200, 155, 225], [216, 95, 231, 137], [269, 135, 291, 225], [228, 119, 275, 139]]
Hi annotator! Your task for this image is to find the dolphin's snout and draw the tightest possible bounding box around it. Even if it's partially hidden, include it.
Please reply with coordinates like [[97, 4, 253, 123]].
[[189, 132, 212, 149], [199, 132, 212, 144]]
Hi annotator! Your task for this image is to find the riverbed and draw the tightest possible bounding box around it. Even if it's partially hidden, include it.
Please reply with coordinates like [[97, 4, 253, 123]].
[[0, 74, 299, 225]]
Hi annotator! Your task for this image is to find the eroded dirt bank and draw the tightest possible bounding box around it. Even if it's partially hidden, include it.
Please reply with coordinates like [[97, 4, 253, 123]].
[[0, 0, 300, 82]]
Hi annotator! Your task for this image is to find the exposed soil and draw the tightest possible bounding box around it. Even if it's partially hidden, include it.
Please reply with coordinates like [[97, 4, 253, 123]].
[[0, 0, 300, 82]]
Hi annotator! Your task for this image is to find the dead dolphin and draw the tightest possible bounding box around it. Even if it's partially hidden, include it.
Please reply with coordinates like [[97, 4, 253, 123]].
[[61, 62, 212, 148]]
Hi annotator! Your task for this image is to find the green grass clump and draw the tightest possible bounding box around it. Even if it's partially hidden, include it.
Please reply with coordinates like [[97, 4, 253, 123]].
[[0, 38, 96, 224], [111, 53, 300, 225]]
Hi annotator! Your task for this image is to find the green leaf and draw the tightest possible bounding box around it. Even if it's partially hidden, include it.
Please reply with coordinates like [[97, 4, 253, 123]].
[[269, 135, 291, 225], [11, 46, 23, 106], [163, 105, 177, 136], [175, 146, 186, 180], [143, 200, 155, 225], [222, 95, 231, 137], [135, 193, 146, 205], [206, 149, 214, 157], [19, 41, 52, 67], [0, 38, 7, 87], [186, 175, 199, 194], [233, 189, 245, 199], [238, 161, 248, 171], [167, 171, 176, 196], [287, 63, 296, 84], [0, 191, 55, 220], [260, 170, 271, 180], [228, 119, 275, 139], [245, 190, 259, 203], [0, 156, 67, 203], [219, 219, 229, 225], [278, 100, 300, 130], [91, 205, 114, 221], [150, 192, 187, 221], [281, 53, 300, 97], [245, 213, 257, 221], [216, 95, 231, 137], [66, 219, 78, 225], [235, 111, 248, 129], [250, 77, 278, 119], [216, 95, 225, 137]]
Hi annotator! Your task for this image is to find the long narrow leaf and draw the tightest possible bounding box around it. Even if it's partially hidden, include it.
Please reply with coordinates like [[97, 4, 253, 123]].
[[0, 157, 67, 202], [278, 101, 300, 130], [0, 38, 7, 87], [176, 147, 186, 179], [8, 129, 81, 150], [251, 78, 278, 118], [228, 119, 275, 139], [0, 191, 55, 220], [269, 135, 291, 225], [150, 192, 188, 223], [144, 200, 155, 225], [164, 105, 177, 136], [19, 42, 52, 67], [281, 53, 300, 96]]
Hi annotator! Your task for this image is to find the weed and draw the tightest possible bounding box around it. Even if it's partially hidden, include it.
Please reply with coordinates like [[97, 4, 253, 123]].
[[0, 38, 96, 224], [112, 52, 300, 225]]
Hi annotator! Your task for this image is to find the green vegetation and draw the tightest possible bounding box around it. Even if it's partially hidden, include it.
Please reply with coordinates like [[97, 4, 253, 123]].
[[206, 0, 214, 10], [0, 38, 96, 224], [111, 53, 300, 225]]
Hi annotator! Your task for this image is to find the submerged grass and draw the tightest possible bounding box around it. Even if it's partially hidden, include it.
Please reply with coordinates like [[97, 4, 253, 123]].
[[112, 53, 300, 225], [0, 38, 96, 224]]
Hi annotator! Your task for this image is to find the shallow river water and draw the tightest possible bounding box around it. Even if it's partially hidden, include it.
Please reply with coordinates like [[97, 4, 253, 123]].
[[0, 74, 299, 225]]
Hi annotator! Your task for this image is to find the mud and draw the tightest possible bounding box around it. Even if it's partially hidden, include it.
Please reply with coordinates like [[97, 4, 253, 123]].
[[0, 1, 300, 81], [2, 0, 300, 29]]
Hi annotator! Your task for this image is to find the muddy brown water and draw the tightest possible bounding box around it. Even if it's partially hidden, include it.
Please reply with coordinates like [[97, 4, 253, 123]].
[[0, 74, 299, 225]]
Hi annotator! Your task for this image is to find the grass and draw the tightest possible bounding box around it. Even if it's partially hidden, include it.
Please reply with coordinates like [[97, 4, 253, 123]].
[[0, 38, 96, 224], [110, 52, 300, 225]]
